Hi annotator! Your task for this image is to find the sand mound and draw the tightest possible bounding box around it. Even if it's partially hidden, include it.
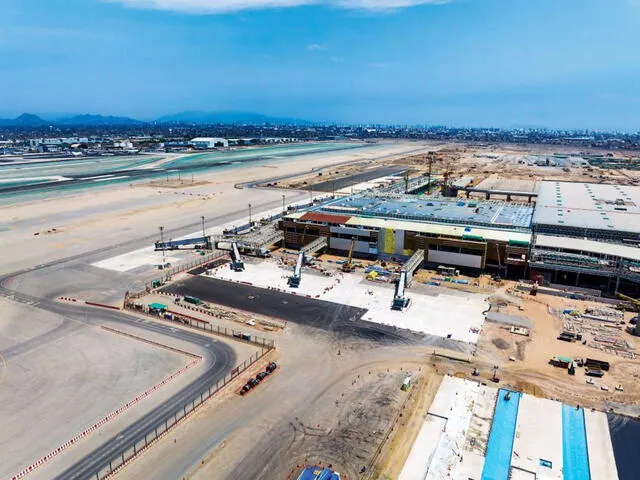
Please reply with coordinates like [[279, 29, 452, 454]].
[[492, 338, 511, 350]]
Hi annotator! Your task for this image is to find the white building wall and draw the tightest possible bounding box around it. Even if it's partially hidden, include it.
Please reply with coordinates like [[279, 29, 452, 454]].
[[428, 250, 483, 269]]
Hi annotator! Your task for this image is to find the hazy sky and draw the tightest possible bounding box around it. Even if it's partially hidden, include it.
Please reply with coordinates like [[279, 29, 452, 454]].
[[1, 0, 640, 129]]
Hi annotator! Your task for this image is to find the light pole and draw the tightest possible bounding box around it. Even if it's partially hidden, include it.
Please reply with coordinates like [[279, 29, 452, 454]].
[[201, 216, 205, 238], [248, 203, 252, 226], [282, 194, 286, 216], [159, 226, 165, 263]]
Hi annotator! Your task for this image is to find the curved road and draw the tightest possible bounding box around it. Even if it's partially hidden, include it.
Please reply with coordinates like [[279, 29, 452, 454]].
[[0, 272, 237, 480], [0, 197, 299, 479], [0, 183, 336, 479]]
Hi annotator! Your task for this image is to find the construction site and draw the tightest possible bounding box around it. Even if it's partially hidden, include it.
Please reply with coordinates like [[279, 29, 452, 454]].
[[3, 140, 640, 480]]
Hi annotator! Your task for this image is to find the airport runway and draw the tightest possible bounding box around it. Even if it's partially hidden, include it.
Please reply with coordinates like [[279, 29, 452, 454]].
[[0, 142, 365, 198]]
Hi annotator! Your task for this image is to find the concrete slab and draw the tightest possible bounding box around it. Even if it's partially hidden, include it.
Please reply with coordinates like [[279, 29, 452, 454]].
[[206, 260, 487, 343], [511, 395, 563, 479], [427, 378, 481, 479], [400, 376, 485, 480], [92, 245, 185, 272], [464, 384, 498, 457], [398, 414, 446, 480]]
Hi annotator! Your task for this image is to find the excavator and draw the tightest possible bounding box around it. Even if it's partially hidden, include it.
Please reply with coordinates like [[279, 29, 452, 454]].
[[615, 292, 640, 335], [342, 238, 356, 273], [615, 292, 640, 309]]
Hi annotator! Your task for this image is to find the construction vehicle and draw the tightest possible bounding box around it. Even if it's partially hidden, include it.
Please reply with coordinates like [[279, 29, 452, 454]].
[[616, 293, 640, 335], [342, 238, 356, 273], [266, 362, 277, 373], [438, 265, 459, 277]]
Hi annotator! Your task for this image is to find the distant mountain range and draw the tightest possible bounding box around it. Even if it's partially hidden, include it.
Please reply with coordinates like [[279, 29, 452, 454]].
[[0, 111, 311, 127]]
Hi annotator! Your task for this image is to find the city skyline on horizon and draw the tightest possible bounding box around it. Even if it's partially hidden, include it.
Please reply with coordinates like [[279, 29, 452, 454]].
[[2, 0, 640, 130]]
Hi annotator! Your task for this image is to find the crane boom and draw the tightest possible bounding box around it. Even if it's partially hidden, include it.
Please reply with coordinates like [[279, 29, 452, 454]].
[[342, 238, 356, 272], [616, 292, 640, 306]]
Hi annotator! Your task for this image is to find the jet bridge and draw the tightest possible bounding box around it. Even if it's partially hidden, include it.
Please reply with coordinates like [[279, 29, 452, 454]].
[[154, 236, 211, 251], [288, 251, 305, 288], [211, 229, 283, 257], [392, 270, 410, 310], [403, 249, 425, 285], [301, 236, 328, 263], [391, 250, 424, 310], [230, 242, 245, 271]]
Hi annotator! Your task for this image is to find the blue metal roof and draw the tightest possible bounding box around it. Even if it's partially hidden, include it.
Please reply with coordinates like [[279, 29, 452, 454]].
[[297, 466, 340, 480], [313, 194, 533, 231]]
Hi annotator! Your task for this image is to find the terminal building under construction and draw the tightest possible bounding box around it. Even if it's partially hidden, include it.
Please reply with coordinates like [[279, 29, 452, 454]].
[[280, 180, 640, 294]]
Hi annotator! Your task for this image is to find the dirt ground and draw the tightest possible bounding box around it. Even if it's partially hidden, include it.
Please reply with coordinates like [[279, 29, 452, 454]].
[[388, 143, 640, 188], [474, 286, 640, 414]]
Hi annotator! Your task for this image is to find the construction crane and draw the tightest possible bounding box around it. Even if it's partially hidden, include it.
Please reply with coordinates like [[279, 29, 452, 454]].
[[342, 238, 356, 273], [425, 151, 435, 195], [616, 292, 640, 306]]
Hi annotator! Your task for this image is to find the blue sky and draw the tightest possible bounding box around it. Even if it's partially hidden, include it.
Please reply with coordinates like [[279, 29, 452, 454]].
[[1, 0, 640, 129]]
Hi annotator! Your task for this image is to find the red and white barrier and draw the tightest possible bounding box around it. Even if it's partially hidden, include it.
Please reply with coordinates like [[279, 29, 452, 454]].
[[10, 345, 201, 480]]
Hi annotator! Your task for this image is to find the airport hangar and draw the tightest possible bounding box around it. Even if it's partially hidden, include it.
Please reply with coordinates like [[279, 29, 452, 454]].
[[280, 180, 640, 294]]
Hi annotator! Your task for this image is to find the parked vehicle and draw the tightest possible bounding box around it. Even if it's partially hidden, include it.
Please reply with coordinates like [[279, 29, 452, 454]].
[[266, 362, 278, 374]]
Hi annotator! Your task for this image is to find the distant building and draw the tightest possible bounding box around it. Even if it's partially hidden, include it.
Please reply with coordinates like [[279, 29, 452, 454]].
[[29, 137, 90, 148], [190, 137, 229, 149]]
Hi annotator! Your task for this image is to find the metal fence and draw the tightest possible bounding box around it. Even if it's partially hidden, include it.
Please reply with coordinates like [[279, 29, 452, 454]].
[[96, 316, 274, 479]]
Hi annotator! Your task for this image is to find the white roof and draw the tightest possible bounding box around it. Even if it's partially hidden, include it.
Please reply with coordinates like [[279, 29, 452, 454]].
[[533, 181, 640, 235], [190, 137, 227, 142], [535, 234, 640, 261], [344, 216, 531, 243]]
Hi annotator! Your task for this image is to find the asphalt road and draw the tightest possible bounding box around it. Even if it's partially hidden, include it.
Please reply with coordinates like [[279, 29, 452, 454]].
[[162, 275, 420, 344], [0, 275, 236, 480], [303, 166, 406, 192]]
